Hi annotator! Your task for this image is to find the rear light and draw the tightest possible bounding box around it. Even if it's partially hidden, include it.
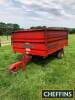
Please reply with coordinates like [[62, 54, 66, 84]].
[[25, 48, 31, 54], [26, 48, 31, 52], [26, 51, 30, 54]]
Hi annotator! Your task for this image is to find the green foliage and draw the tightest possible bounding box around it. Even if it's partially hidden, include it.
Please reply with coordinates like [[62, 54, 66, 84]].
[[0, 22, 21, 35], [69, 28, 75, 34]]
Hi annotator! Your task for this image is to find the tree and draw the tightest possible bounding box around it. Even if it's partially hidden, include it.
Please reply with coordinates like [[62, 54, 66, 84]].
[[0, 22, 21, 35], [69, 28, 75, 34], [13, 24, 20, 31]]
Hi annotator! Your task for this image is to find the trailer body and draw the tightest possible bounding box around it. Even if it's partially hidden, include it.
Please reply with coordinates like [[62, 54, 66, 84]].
[[11, 28, 68, 57]]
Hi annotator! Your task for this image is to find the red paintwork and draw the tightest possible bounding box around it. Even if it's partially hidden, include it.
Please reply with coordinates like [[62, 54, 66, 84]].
[[9, 28, 68, 72], [9, 61, 23, 72], [11, 28, 68, 57], [9, 55, 31, 72]]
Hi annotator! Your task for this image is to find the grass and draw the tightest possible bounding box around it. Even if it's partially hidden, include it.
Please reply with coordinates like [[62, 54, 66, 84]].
[[0, 35, 11, 46], [0, 35, 11, 41], [0, 35, 75, 100]]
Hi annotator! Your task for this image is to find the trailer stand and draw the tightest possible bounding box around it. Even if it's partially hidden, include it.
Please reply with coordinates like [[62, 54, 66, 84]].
[[9, 55, 31, 73]]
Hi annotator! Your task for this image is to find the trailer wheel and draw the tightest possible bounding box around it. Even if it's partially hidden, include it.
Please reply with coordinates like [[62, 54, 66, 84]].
[[56, 49, 64, 59]]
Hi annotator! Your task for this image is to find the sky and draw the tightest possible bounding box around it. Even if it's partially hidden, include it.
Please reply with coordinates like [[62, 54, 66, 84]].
[[0, 0, 75, 28]]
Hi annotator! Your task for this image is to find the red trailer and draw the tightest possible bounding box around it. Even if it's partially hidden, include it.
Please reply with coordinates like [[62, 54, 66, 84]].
[[9, 28, 68, 72]]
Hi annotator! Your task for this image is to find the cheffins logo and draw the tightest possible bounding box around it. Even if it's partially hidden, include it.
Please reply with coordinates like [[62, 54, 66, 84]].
[[42, 90, 73, 98]]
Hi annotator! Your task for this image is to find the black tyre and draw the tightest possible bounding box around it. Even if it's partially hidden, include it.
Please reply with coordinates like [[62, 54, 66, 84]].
[[56, 49, 64, 59]]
